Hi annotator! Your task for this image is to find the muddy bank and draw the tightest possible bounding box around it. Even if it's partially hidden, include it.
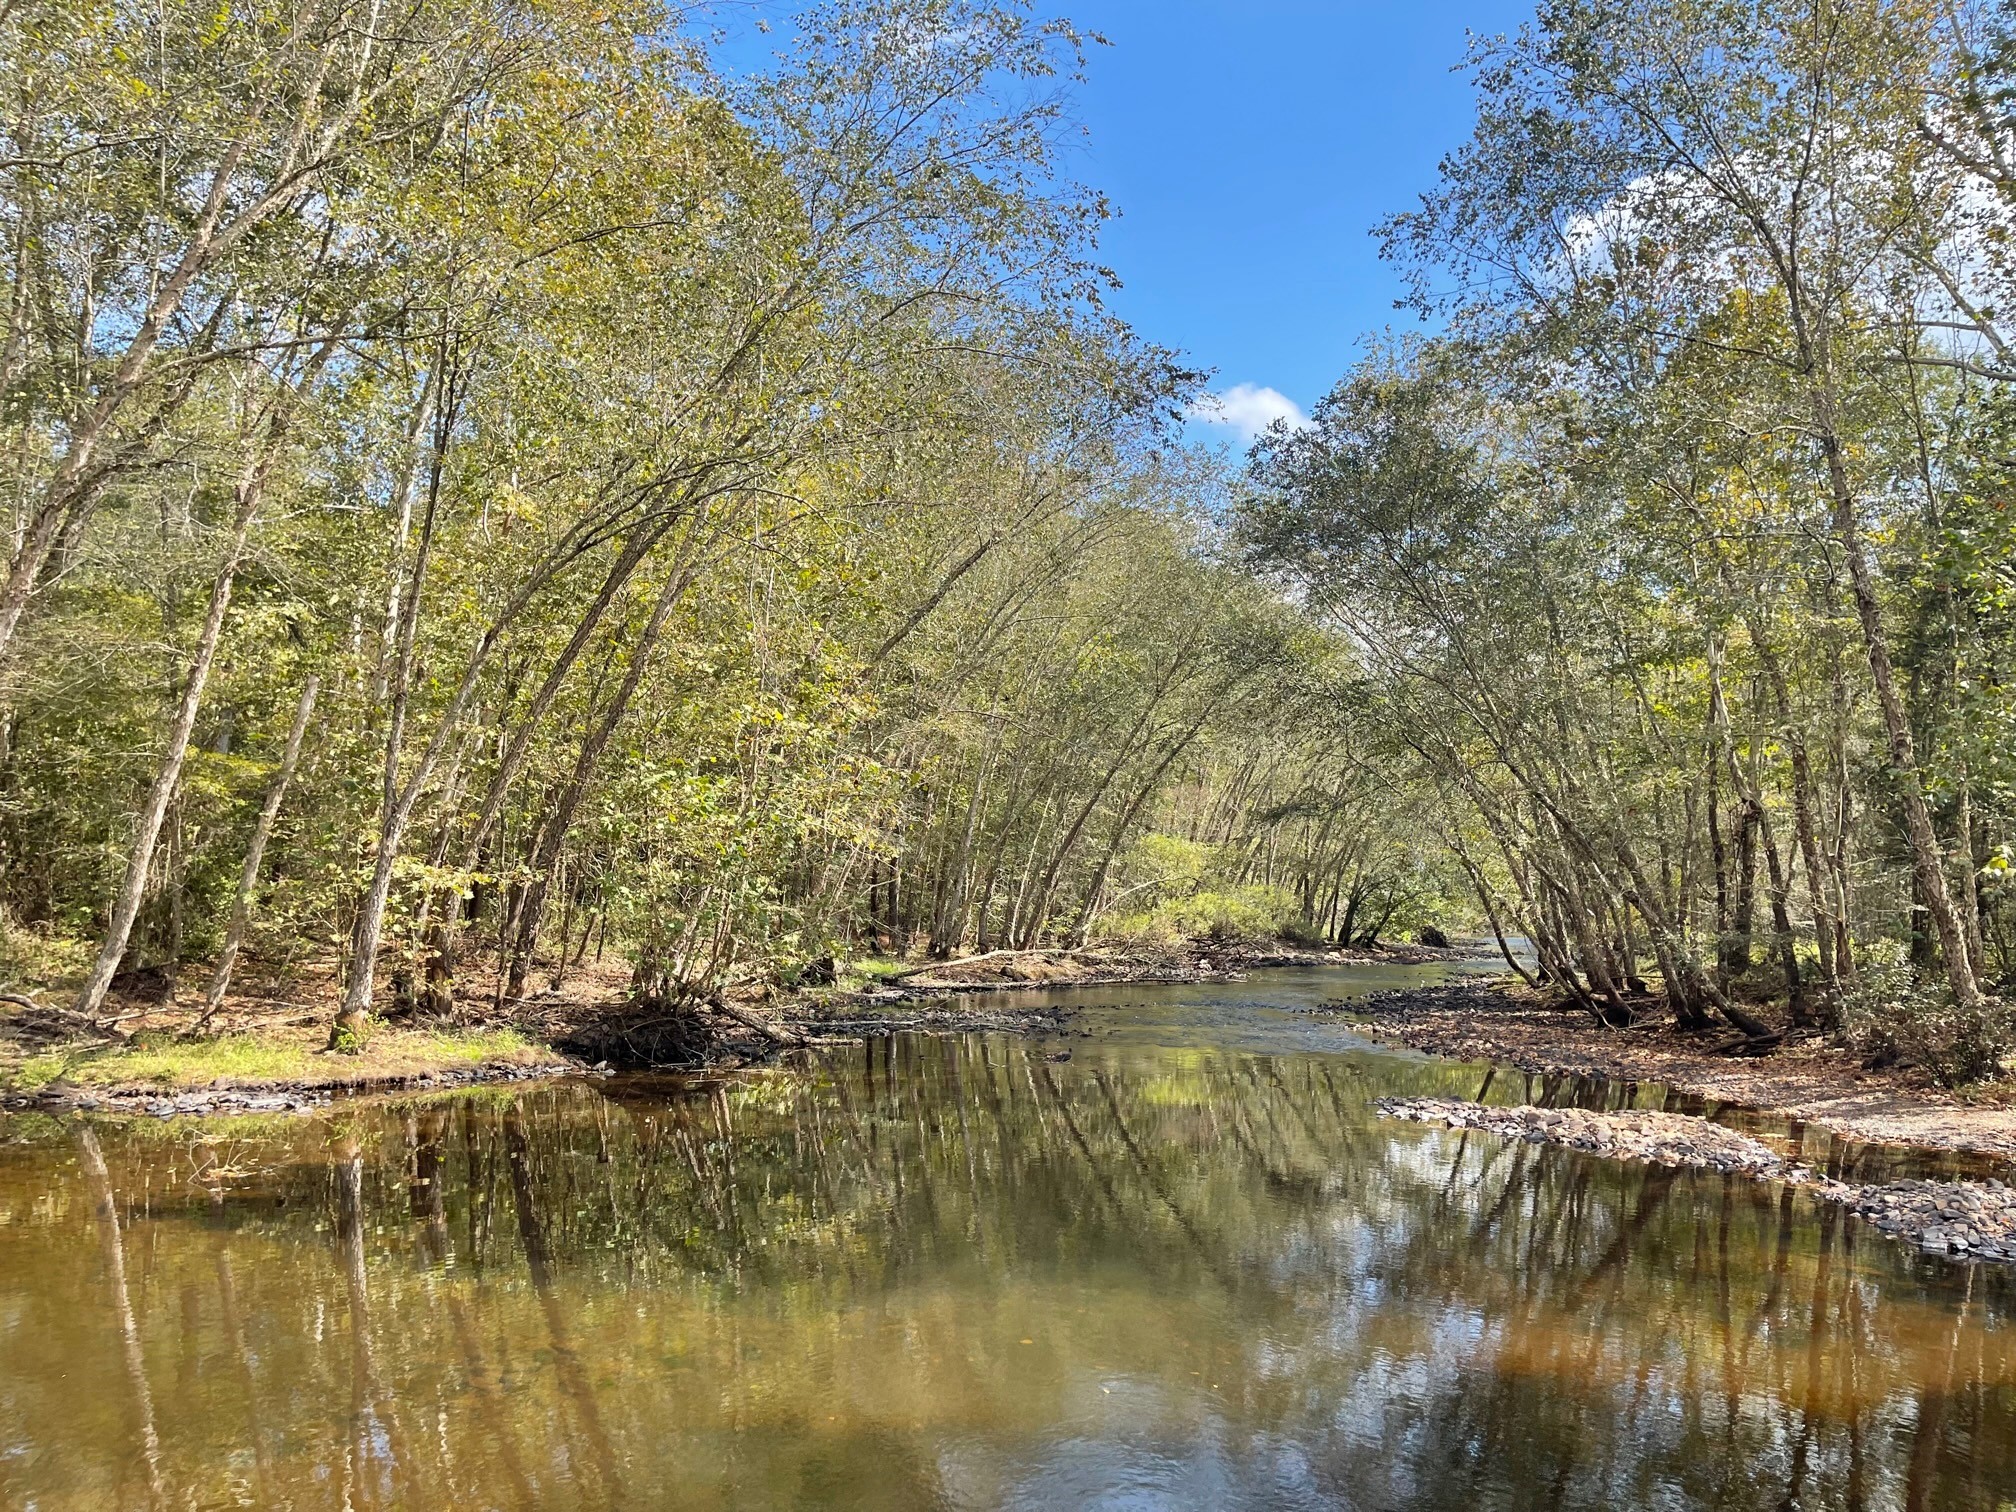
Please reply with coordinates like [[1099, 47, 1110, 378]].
[[1381, 1096, 2016, 1264], [1349, 980, 2016, 1161], [0, 951, 1108, 1115]]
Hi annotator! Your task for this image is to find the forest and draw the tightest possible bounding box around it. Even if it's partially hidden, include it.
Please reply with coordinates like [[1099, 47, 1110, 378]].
[[6, 0, 2016, 1086], [0, 0, 1364, 1051], [1241, 0, 2016, 1082]]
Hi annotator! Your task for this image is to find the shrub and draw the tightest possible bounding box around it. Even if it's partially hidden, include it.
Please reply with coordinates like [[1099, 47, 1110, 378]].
[[1102, 885, 1295, 945], [1843, 951, 2015, 1087], [1278, 917, 1330, 948], [0, 908, 90, 995]]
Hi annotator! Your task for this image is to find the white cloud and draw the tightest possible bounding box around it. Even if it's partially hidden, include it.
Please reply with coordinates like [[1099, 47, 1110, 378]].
[[1186, 383, 1309, 443]]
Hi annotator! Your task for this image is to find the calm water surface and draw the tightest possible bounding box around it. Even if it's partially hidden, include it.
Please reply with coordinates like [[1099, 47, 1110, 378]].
[[3, 963, 2014, 1510]]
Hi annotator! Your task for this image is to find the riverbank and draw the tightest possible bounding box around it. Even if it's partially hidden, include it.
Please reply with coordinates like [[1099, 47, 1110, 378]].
[[1, 937, 1449, 1114], [1349, 979, 2016, 1161]]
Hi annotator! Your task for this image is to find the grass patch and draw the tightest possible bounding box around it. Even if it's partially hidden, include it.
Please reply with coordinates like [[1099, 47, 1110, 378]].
[[843, 956, 911, 984], [8, 1053, 76, 1094], [2, 1025, 541, 1095]]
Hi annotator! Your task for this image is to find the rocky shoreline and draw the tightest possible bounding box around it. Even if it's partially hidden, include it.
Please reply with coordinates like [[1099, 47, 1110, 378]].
[[1346, 978, 2016, 1161], [1378, 1098, 1787, 1174], [858, 939, 1475, 992], [1380, 1096, 2016, 1265]]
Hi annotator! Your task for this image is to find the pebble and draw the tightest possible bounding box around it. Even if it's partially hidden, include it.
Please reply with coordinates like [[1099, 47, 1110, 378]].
[[1378, 1096, 2016, 1268]]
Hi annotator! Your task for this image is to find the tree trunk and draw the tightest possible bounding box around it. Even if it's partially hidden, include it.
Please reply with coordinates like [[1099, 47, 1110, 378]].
[[1816, 423, 1982, 1008], [1748, 613, 1845, 1017], [1955, 780, 1988, 984], [503, 564, 694, 1001], [74, 452, 271, 1020], [1070, 708, 1217, 946], [194, 675, 320, 1027], [331, 381, 451, 1047], [1758, 806, 1806, 1025]]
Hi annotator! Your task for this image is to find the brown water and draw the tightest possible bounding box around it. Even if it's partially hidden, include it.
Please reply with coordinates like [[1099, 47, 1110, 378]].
[[3, 963, 2014, 1511]]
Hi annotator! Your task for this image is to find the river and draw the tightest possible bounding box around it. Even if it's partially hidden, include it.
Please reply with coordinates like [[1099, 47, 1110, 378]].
[[2, 961, 2011, 1509]]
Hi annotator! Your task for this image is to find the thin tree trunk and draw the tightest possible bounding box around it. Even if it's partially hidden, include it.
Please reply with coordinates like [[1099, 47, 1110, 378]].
[[454, 516, 677, 872], [503, 563, 696, 1000], [1817, 422, 1981, 1007], [370, 376, 439, 703], [1453, 842, 1541, 989], [1749, 614, 1845, 1014], [194, 675, 320, 1028], [332, 362, 460, 1046], [932, 726, 1001, 957], [1707, 645, 1761, 986], [1758, 805, 1806, 1024], [1070, 706, 1218, 945], [1707, 736, 1731, 987], [1955, 779, 1988, 983], [74, 442, 277, 1020]]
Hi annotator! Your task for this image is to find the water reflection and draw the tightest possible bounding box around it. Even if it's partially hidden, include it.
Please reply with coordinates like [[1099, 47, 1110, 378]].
[[1, 971, 2013, 1510]]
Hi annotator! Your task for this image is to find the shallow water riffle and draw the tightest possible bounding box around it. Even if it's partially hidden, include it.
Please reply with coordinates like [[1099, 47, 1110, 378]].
[[2, 963, 2013, 1511]]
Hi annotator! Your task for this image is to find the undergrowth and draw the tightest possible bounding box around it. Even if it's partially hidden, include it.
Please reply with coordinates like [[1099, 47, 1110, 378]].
[[1103, 885, 1298, 945], [1842, 951, 2015, 1087]]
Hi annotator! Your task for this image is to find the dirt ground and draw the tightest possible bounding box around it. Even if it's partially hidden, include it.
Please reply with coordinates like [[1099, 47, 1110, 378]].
[[1352, 980, 2016, 1161]]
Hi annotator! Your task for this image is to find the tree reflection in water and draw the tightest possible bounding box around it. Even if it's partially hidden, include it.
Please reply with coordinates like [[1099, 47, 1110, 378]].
[[1, 1031, 2013, 1510]]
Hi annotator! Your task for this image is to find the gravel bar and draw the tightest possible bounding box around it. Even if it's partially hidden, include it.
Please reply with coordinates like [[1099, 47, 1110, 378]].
[[1379, 1096, 2016, 1265]]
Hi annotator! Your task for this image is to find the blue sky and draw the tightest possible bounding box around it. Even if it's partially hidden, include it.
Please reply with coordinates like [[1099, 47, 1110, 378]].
[[1064, 1, 1534, 441], [711, 1, 1536, 441]]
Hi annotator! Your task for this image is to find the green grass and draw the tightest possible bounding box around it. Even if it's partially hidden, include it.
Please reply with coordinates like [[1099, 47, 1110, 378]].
[[7, 1053, 74, 1094], [3, 1025, 539, 1094], [842, 956, 911, 984]]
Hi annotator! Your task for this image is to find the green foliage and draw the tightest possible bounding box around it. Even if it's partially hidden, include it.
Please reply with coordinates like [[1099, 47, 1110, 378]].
[[1106, 885, 1298, 946], [1843, 949, 2015, 1088], [0, 910, 91, 992], [0, 0, 1345, 1028], [1235, 0, 2016, 1068]]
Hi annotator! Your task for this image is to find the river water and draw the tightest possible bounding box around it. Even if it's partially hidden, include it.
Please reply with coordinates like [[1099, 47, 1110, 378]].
[[2, 962, 2013, 1510]]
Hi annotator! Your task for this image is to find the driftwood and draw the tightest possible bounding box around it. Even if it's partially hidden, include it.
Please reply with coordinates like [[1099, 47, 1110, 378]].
[[887, 948, 1030, 982], [704, 996, 805, 1046], [0, 991, 142, 1039]]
